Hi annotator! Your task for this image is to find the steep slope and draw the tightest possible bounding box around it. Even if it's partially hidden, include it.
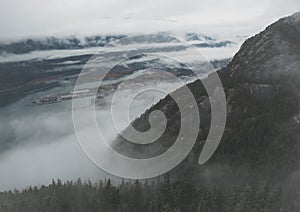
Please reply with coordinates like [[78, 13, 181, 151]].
[[113, 12, 300, 186], [226, 12, 300, 83]]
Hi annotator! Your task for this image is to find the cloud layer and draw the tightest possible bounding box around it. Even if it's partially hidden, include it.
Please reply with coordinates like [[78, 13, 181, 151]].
[[0, 0, 299, 40]]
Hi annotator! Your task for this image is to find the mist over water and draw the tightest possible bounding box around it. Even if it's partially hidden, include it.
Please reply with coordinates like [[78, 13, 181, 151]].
[[0, 76, 192, 191]]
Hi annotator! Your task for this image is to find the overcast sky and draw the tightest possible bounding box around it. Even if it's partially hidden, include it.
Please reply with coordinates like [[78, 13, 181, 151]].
[[0, 0, 299, 40]]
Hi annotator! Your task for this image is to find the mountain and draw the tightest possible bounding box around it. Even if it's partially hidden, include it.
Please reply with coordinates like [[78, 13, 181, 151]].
[[226, 12, 300, 82], [0, 35, 127, 55], [0, 33, 238, 55], [1, 13, 300, 212], [0, 33, 239, 107], [185, 32, 215, 41], [113, 12, 300, 190]]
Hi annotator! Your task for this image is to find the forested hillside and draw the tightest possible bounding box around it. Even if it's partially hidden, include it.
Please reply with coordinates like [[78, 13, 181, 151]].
[[0, 176, 296, 212], [0, 12, 300, 212]]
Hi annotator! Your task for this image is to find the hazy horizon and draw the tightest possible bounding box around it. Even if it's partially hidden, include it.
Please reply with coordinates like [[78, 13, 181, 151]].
[[0, 0, 299, 41]]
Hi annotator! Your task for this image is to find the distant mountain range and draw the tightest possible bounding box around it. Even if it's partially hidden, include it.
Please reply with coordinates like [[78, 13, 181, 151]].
[[0, 33, 236, 55], [0, 32, 241, 106], [0, 12, 299, 211], [0, 35, 126, 55]]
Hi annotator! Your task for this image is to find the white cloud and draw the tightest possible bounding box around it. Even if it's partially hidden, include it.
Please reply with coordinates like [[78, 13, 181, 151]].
[[0, 73, 193, 190], [0, 0, 299, 40]]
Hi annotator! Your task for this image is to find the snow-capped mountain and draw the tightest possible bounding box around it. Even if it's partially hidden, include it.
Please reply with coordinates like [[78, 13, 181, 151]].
[[0, 32, 244, 106], [0, 35, 126, 55], [0, 33, 241, 56]]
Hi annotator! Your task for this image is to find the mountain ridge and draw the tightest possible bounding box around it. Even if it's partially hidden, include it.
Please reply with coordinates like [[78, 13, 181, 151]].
[[113, 12, 300, 186], [0, 33, 237, 55]]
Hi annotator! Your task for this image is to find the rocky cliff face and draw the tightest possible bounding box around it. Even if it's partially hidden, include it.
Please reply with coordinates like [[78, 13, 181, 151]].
[[227, 12, 300, 83], [113, 12, 300, 185]]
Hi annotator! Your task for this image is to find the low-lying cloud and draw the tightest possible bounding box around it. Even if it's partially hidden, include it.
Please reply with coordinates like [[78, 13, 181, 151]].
[[0, 74, 191, 191]]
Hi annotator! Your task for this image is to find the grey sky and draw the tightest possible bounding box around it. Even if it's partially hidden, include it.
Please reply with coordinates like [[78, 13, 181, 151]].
[[0, 0, 299, 40]]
